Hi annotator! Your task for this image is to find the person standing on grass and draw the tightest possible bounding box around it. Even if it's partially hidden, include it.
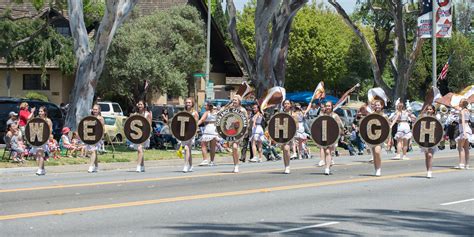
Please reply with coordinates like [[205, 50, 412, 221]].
[[18, 102, 35, 138], [134, 100, 152, 172]]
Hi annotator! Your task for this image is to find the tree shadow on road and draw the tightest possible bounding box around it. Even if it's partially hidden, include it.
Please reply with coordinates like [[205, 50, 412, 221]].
[[157, 208, 472, 236]]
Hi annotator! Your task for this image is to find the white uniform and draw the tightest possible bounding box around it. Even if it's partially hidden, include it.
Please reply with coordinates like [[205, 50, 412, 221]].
[[394, 111, 413, 140], [455, 110, 474, 143], [133, 111, 151, 149], [251, 114, 265, 142], [201, 111, 219, 142]]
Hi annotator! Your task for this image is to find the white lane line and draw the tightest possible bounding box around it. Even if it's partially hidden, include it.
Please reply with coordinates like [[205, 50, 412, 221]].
[[271, 221, 340, 234], [440, 198, 474, 206]]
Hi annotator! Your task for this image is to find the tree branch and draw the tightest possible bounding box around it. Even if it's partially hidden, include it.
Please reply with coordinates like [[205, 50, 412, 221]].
[[328, 0, 391, 94], [226, 0, 255, 82], [68, 0, 91, 62]]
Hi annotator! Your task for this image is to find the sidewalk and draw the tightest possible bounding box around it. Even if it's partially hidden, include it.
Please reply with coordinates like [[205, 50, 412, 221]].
[[0, 148, 356, 176]]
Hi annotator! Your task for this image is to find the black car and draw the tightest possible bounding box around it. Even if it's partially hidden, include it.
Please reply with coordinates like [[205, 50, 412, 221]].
[[0, 97, 64, 143]]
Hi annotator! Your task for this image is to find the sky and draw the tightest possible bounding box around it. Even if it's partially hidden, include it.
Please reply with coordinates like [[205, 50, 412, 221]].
[[230, 0, 357, 14]]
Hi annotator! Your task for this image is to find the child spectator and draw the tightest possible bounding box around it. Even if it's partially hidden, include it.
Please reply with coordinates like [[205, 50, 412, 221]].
[[61, 127, 82, 157], [10, 126, 27, 163], [48, 134, 60, 159]]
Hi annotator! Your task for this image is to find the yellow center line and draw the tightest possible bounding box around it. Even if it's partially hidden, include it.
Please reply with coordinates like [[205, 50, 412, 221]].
[[0, 154, 456, 193], [0, 168, 459, 221]]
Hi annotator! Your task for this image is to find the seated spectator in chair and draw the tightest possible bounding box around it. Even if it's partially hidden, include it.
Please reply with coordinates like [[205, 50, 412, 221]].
[[337, 129, 356, 156], [48, 134, 60, 159], [61, 127, 82, 157], [9, 124, 27, 163]]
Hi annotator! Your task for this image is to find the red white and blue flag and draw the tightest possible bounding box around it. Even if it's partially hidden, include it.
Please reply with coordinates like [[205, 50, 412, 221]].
[[437, 55, 452, 80]]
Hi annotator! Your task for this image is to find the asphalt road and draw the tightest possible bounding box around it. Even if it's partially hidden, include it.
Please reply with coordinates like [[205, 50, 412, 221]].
[[1, 149, 473, 236]]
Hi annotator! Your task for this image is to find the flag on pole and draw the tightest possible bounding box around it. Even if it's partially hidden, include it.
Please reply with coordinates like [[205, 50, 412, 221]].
[[437, 55, 452, 80], [311, 81, 325, 101], [258, 86, 286, 111], [334, 83, 360, 110], [417, 0, 452, 38], [367, 87, 389, 107], [236, 81, 252, 98]]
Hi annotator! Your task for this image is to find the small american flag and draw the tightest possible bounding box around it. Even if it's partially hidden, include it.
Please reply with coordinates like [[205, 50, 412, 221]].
[[438, 56, 452, 81]]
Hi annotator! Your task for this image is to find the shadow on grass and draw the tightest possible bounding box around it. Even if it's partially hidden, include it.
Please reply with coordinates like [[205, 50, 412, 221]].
[[158, 208, 473, 236]]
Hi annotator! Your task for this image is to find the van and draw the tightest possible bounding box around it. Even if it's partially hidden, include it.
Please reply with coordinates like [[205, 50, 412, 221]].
[[0, 97, 64, 143], [98, 102, 124, 116]]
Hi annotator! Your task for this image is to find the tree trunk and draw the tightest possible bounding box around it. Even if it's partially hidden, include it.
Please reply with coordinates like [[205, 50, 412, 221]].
[[226, 0, 307, 98], [65, 0, 137, 130], [328, 0, 391, 96]]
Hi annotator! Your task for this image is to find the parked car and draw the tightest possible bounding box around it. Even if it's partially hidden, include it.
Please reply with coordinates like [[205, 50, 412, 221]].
[[103, 115, 127, 144], [334, 108, 357, 128], [98, 101, 124, 116], [0, 97, 64, 143]]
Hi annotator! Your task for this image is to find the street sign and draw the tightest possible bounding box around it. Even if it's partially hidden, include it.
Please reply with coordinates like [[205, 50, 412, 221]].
[[193, 73, 206, 77]]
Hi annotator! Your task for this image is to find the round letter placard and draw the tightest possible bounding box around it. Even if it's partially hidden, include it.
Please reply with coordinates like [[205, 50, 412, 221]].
[[412, 116, 443, 148], [170, 111, 197, 141], [267, 112, 297, 144], [359, 113, 390, 146], [124, 114, 152, 144], [310, 115, 340, 148], [215, 108, 248, 142], [78, 116, 104, 145], [25, 118, 51, 147]]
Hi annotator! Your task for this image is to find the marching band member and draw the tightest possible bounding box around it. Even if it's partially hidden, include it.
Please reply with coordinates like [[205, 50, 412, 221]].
[[294, 103, 309, 160], [182, 98, 199, 173], [228, 95, 247, 173], [250, 104, 264, 163], [455, 99, 472, 169], [281, 99, 295, 174], [391, 100, 416, 160], [31, 106, 52, 176], [197, 102, 219, 166], [87, 104, 105, 173], [320, 101, 344, 175], [371, 100, 387, 176], [421, 105, 438, 178], [134, 100, 152, 172]]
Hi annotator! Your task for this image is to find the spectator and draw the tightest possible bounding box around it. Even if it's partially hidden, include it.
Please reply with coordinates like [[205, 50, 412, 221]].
[[6, 111, 19, 127], [161, 108, 169, 125], [48, 134, 60, 160], [10, 127, 27, 163], [18, 102, 35, 137], [61, 127, 82, 157]]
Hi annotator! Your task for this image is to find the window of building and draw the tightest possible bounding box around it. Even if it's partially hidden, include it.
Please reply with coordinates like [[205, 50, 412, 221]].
[[23, 74, 50, 90]]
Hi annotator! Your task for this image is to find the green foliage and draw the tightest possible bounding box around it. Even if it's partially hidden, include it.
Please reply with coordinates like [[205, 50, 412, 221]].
[[24, 91, 49, 101], [211, 0, 229, 43], [99, 5, 206, 104], [0, 2, 75, 76], [236, 0, 256, 58], [236, 2, 373, 95]]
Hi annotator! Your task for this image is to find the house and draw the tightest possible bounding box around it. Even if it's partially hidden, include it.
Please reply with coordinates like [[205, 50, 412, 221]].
[[136, 0, 245, 106], [0, 2, 74, 105], [0, 0, 245, 107]]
